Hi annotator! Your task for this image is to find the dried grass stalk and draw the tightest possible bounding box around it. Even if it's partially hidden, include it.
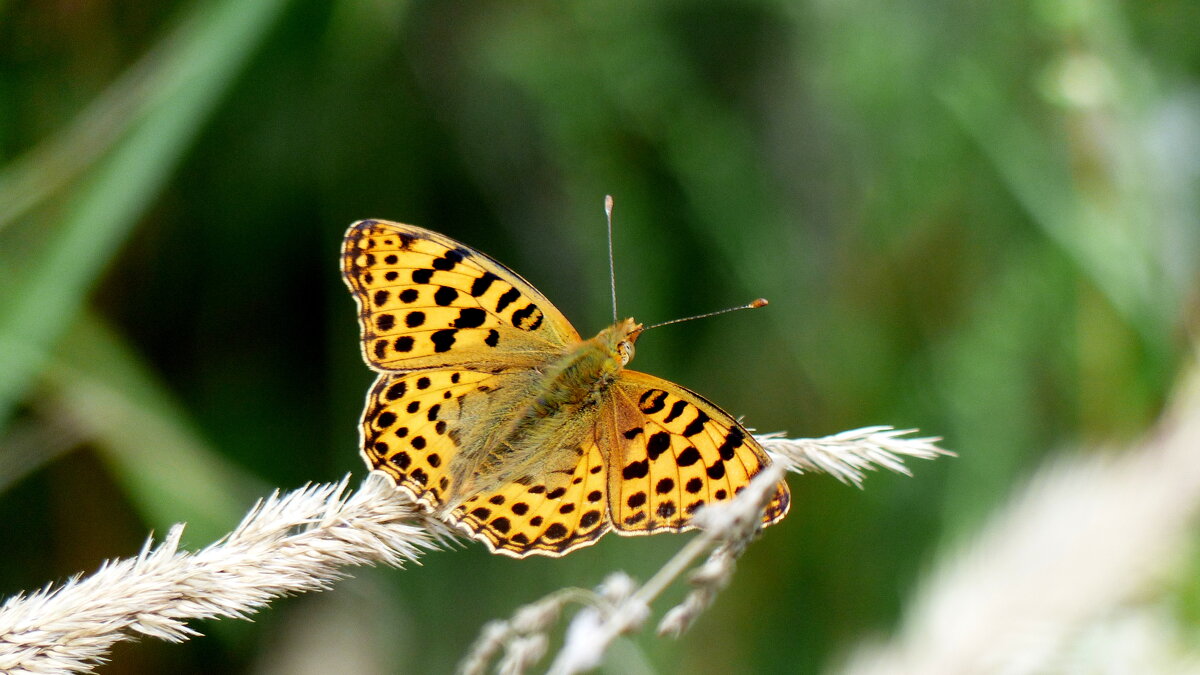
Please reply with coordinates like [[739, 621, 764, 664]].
[[835, 362, 1200, 675], [0, 427, 947, 675], [0, 475, 438, 675], [462, 427, 950, 675]]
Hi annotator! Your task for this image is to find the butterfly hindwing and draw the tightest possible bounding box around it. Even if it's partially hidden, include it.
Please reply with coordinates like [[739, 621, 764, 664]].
[[362, 366, 615, 558], [343, 220, 580, 372], [360, 368, 506, 508], [452, 435, 612, 558], [608, 371, 790, 534]]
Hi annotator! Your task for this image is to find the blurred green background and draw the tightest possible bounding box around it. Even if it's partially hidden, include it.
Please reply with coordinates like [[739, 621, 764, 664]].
[[1, 1, 1197, 673]]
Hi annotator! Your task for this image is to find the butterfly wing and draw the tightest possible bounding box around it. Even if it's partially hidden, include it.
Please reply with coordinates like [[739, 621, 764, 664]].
[[361, 365, 612, 558], [360, 368, 515, 509], [608, 370, 790, 534], [348, 220, 609, 556], [342, 219, 580, 373], [451, 429, 613, 558]]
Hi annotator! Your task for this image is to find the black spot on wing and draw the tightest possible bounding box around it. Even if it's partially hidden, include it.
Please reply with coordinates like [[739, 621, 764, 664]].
[[682, 411, 710, 437], [717, 428, 745, 461], [646, 432, 671, 461], [431, 329, 457, 352], [453, 308, 487, 328], [470, 272, 499, 297], [638, 389, 667, 414], [495, 287, 520, 313], [677, 446, 701, 466], [432, 249, 465, 271], [509, 303, 543, 331], [622, 459, 649, 480], [434, 286, 459, 306], [706, 461, 726, 479], [663, 400, 687, 423]]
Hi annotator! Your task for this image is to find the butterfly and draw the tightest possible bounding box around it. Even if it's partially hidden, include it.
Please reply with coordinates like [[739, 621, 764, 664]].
[[342, 219, 790, 557]]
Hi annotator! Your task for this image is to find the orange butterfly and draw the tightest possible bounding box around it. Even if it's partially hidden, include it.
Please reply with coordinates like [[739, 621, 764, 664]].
[[342, 219, 789, 557]]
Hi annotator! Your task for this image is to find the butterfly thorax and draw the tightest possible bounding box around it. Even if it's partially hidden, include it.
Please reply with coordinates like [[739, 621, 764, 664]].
[[447, 318, 642, 502], [527, 318, 642, 418]]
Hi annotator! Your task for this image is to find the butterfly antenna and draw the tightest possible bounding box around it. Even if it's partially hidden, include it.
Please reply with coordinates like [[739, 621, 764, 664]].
[[640, 298, 768, 333], [605, 195, 618, 322]]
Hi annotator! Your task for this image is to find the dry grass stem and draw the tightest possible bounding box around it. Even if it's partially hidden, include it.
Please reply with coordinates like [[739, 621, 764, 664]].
[[835, 362, 1200, 675], [0, 474, 438, 675], [459, 588, 598, 675], [760, 426, 950, 486], [0, 427, 946, 674], [464, 427, 950, 674]]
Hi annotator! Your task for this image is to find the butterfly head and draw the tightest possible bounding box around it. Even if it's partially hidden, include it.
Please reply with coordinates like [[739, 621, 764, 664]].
[[596, 317, 643, 368]]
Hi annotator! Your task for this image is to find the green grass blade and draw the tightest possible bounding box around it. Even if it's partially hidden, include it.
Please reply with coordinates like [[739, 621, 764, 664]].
[[0, 0, 291, 433], [41, 313, 264, 542]]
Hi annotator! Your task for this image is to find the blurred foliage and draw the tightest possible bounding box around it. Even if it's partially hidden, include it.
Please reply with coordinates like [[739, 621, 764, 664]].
[[1, 0, 1198, 673]]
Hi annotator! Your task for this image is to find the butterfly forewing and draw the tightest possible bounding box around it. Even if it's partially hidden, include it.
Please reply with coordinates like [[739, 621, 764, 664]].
[[343, 220, 579, 373], [608, 371, 790, 534]]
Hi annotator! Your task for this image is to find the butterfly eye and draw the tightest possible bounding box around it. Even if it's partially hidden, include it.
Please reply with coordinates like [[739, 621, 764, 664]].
[[617, 340, 635, 366]]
